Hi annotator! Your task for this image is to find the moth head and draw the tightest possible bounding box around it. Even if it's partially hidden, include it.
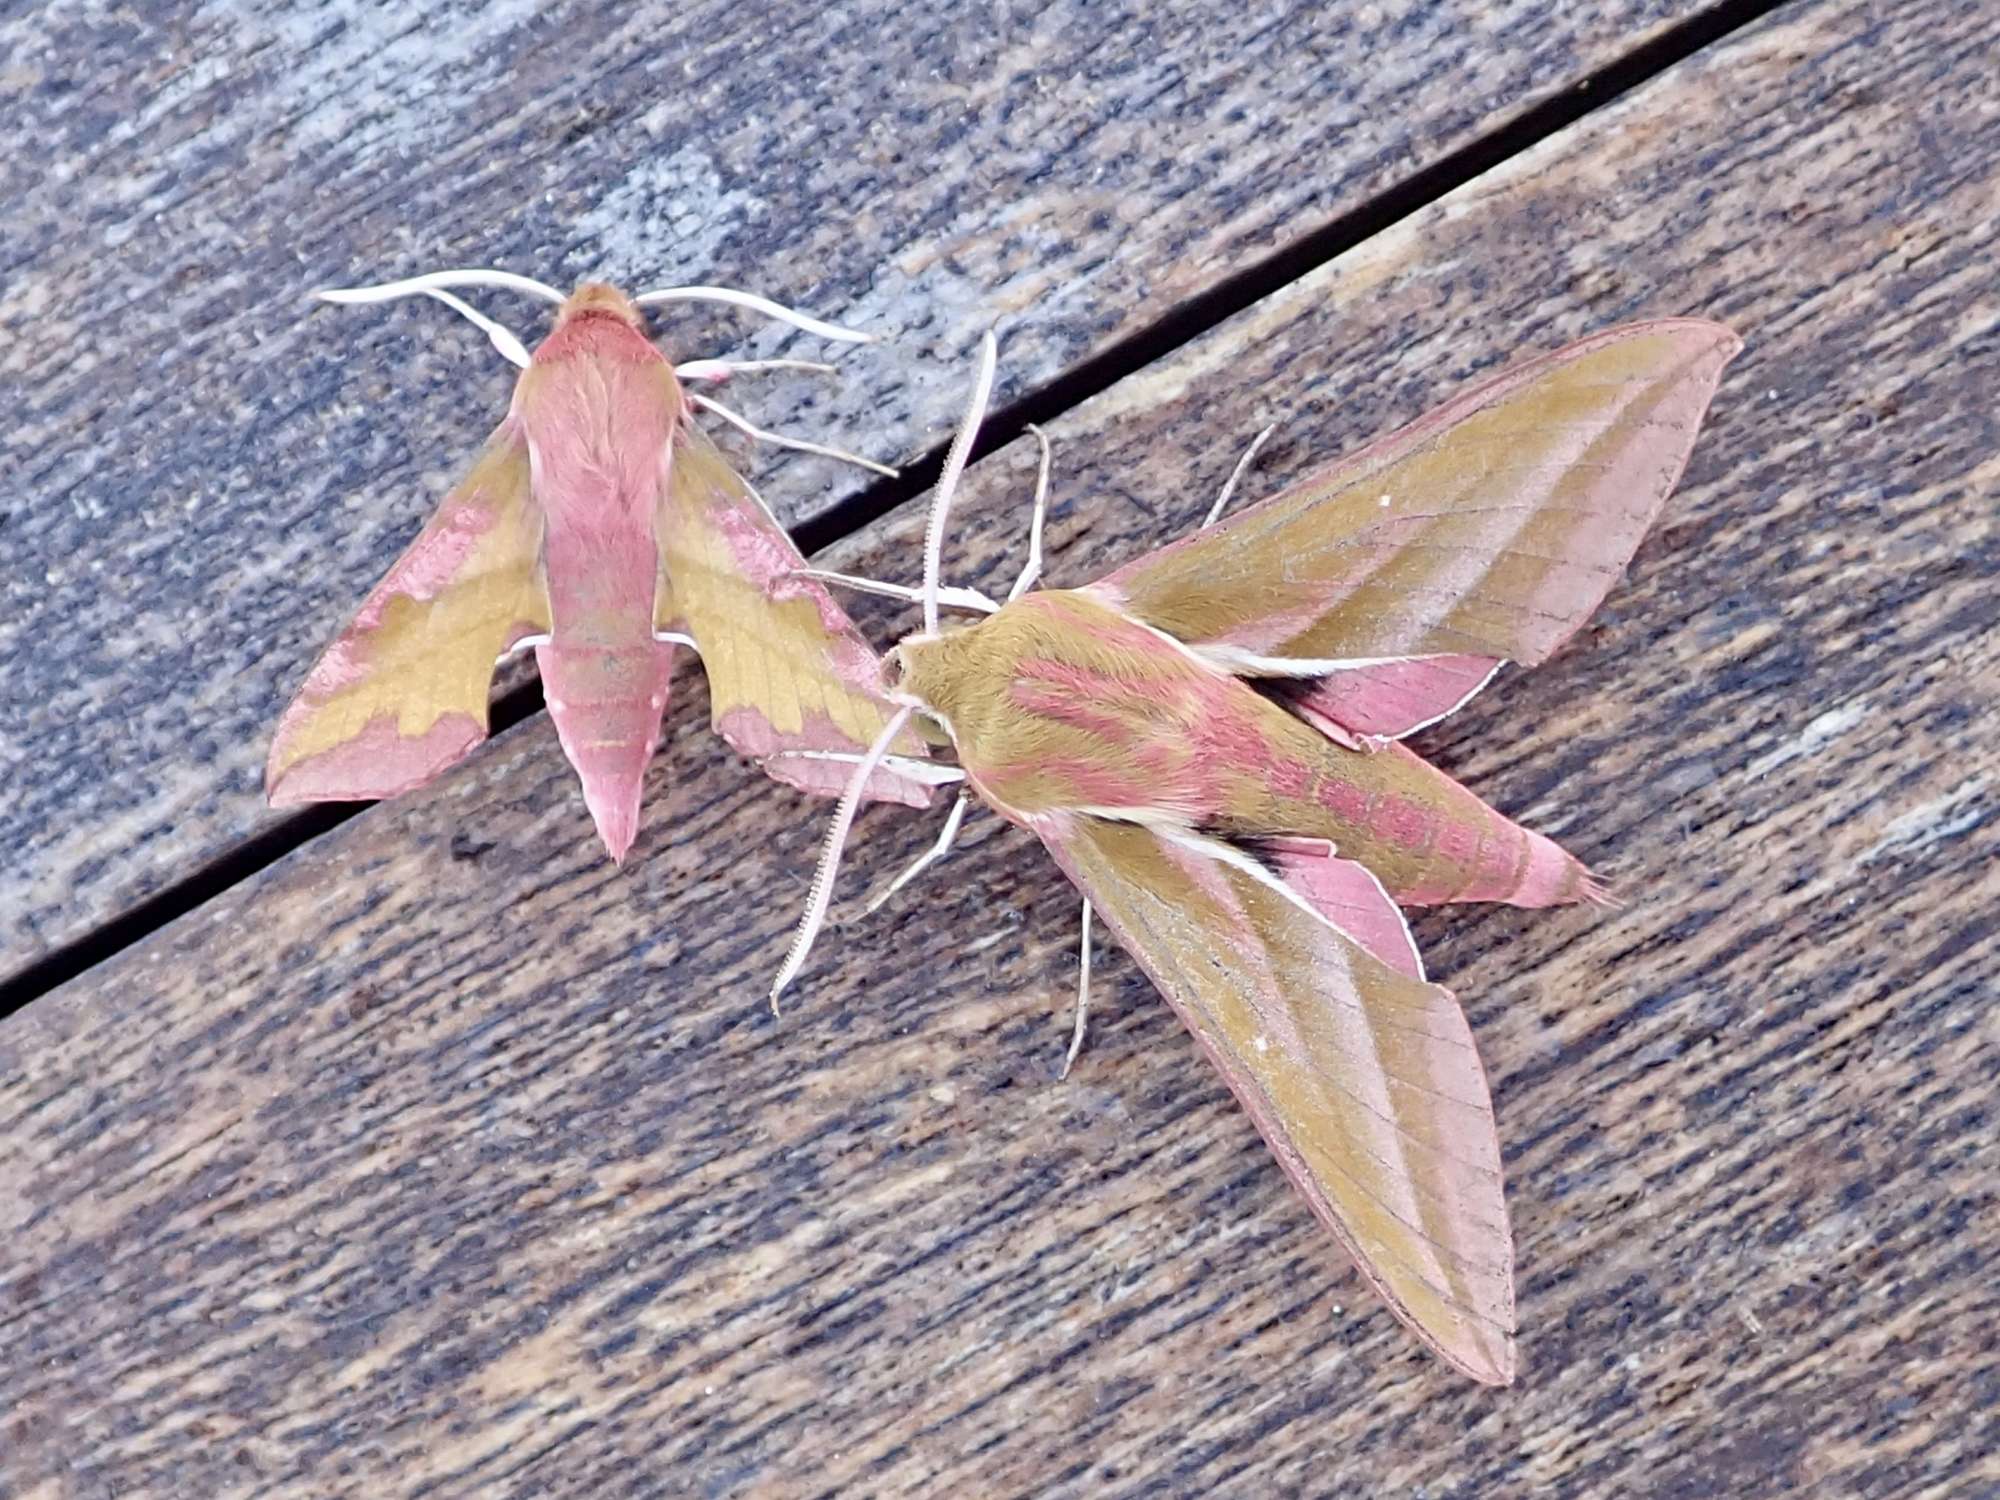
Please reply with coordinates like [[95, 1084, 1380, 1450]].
[[879, 642, 914, 702], [885, 623, 983, 720], [555, 282, 645, 330]]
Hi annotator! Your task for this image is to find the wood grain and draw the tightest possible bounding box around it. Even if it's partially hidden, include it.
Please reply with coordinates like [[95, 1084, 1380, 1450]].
[[6, 0, 1999, 1495], [0, 0, 1703, 978]]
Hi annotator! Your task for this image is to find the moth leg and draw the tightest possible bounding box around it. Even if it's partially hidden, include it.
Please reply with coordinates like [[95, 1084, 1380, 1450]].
[[414, 291, 533, 369], [791, 567, 999, 615], [1005, 424, 1055, 602], [866, 788, 972, 914], [1201, 422, 1279, 528], [691, 393, 898, 478], [674, 358, 838, 384], [877, 754, 960, 784], [1059, 898, 1093, 1080], [765, 748, 966, 788], [494, 632, 553, 665], [634, 285, 874, 345], [503, 629, 690, 669]]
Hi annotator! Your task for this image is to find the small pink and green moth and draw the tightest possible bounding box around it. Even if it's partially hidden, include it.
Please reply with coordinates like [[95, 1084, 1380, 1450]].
[[266, 269, 931, 860], [772, 320, 1741, 1384]]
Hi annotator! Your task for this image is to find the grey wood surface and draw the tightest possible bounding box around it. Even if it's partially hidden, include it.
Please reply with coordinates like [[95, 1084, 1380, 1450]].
[[0, 0, 1702, 978], [7, 0, 2000, 1496]]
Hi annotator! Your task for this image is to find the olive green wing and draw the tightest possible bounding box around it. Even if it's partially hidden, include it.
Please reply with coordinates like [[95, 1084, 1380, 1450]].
[[1042, 813, 1517, 1384], [267, 421, 551, 803], [657, 419, 931, 805], [1090, 320, 1740, 740]]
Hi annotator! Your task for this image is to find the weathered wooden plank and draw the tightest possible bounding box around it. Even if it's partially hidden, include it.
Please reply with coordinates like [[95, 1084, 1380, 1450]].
[[7, 0, 1999, 1495], [0, 0, 1711, 978]]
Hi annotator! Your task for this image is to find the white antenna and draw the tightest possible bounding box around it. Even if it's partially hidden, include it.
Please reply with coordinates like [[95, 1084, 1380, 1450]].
[[635, 285, 874, 344], [1006, 423, 1054, 602], [770, 706, 915, 1008], [312, 269, 567, 304], [313, 269, 568, 368]]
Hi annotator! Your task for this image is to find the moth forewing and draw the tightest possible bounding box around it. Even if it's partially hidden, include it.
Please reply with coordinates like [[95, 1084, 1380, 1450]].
[[1045, 816, 1517, 1385], [1089, 318, 1743, 742], [658, 420, 934, 809], [264, 422, 549, 805]]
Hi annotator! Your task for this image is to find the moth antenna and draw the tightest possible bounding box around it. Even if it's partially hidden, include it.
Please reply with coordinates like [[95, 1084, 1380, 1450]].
[[653, 629, 699, 650], [865, 789, 972, 915], [1059, 898, 1093, 1080], [790, 568, 999, 615], [673, 358, 838, 384], [1203, 422, 1279, 528], [772, 706, 917, 1009], [924, 329, 999, 635], [634, 285, 874, 345], [415, 289, 533, 368], [312, 269, 567, 305], [1005, 424, 1054, 602], [690, 393, 898, 478]]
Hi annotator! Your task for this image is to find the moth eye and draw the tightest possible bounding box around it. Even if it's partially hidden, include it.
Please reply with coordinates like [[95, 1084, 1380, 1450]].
[[882, 647, 908, 691]]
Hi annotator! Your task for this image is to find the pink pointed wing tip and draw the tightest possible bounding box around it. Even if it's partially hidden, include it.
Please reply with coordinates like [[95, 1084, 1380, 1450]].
[[1654, 315, 1742, 358], [1579, 316, 1741, 376]]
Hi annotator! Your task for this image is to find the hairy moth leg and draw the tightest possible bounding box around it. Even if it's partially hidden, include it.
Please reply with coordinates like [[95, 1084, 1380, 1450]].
[[690, 392, 898, 478], [866, 788, 973, 915], [790, 569, 999, 615], [765, 748, 966, 788], [1059, 898, 1093, 1080], [634, 285, 874, 344], [1005, 424, 1055, 602], [1202, 422, 1280, 529]]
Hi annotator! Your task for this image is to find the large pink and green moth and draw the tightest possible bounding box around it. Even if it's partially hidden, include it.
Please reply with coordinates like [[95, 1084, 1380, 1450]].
[[266, 270, 931, 860], [772, 320, 1741, 1384]]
